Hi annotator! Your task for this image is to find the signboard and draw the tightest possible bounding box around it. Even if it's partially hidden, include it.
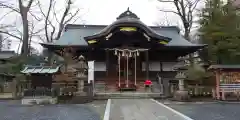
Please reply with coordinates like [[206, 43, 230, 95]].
[[119, 27, 137, 32], [88, 61, 94, 83]]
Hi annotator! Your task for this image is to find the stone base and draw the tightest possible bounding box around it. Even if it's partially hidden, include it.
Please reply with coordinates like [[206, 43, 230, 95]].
[[75, 91, 87, 96], [173, 90, 190, 101], [21, 96, 58, 105]]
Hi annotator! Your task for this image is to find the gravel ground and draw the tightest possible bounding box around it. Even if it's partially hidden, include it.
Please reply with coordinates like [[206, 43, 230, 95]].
[[0, 100, 105, 120], [166, 102, 240, 120]]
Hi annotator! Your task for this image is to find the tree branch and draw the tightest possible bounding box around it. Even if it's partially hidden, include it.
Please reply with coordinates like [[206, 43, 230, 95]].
[[158, 9, 179, 15], [0, 30, 21, 40], [52, 1, 60, 24], [63, 8, 80, 25], [0, 10, 16, 22], [29, 10, 42, 21], [55, 0, 71, 40], [37, 0, 54, 42], [0, 2, 20, 13], [26, 0, 34, 9]]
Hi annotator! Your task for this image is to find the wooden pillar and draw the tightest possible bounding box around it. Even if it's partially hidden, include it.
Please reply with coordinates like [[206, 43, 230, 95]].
[[118, 53, 121, 87], [126, 53, 129, 87], [160, 61, 163, 72], [134, 52, 137, 85], [106, 50, 109, 79], [216, 70, 220, 100], [145, 50, 149, 80], [222, 89, 225, 100]]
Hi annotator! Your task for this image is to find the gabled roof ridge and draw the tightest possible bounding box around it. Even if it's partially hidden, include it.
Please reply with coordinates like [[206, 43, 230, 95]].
[[65, 24, 181, 33]]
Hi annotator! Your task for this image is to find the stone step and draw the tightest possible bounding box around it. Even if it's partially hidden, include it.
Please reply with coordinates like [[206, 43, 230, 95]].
[[94, 93, 164, 99], [94, 81, 162, 93], [94, 82, 107, 92]]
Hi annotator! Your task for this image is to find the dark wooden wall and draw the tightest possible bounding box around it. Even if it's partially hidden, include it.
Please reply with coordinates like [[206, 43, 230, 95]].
[[30, 74, 52, 89]]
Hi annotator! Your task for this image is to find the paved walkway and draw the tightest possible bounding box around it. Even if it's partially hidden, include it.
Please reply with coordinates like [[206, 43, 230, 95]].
[[105, 99, 192, 120], [0, 101, 101, 120]]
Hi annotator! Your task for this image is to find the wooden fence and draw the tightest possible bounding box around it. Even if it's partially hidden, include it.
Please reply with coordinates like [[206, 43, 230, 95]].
[[187, 85, 213, 96]]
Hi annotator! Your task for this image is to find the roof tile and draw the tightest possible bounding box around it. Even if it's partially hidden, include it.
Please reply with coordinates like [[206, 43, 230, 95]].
[[21, 65, 61, 74]]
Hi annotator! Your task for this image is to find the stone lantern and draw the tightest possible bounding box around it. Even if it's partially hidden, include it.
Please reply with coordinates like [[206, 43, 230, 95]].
[[174, 67, 189, 101], [73, 55, 88, 94]]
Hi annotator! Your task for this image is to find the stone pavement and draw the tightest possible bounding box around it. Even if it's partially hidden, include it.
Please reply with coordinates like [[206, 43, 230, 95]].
[[167, 102, 240, 120], [87, 100, 107, 119], [0, 100, 102, 120], [108, 99, 192, 120]]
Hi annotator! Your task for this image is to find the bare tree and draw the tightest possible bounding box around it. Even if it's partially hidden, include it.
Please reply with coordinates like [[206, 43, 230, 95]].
[[154, 13, 173, 26], [158, 0, 201, 41], [37, 0, 80, 43], [37, 0, 80, 64], [0, 0, 39, 58]]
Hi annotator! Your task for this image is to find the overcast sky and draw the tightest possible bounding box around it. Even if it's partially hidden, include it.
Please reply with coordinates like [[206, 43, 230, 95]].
[[0, 0, 204, 53]]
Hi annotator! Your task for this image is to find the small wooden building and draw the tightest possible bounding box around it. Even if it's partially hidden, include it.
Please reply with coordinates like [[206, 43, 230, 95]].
[[0, 73, 15, 93], [209, 65, 240, 100], [0, 51, 16, 93], [21, 65, 62, 96]]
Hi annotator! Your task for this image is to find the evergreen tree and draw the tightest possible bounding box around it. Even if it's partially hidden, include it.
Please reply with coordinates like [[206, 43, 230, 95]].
[[199, 0, 240, 64]]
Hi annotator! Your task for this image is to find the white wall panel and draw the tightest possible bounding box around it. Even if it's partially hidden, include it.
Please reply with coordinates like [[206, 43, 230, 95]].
[[162, 62, 181, 71], [142, 62, 160, 71], [94, 62, 106, 71]]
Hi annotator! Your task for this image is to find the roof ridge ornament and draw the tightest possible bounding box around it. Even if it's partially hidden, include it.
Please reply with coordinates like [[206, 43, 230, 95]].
[[117, 7, 139, 20]]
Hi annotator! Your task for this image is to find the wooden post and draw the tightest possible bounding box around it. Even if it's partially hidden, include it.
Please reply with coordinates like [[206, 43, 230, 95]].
[[134, 52, 137, 85], [145, 50, 149, 80], [118, 53, 121, 87], [222, 89, 225, 100], [106, 50, 109, 79], [126, 51, 129, 87], [216, 70, 220, 100]]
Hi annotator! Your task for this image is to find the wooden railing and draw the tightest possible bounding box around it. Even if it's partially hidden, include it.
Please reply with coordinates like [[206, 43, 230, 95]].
[[219, 84, 240, 92]]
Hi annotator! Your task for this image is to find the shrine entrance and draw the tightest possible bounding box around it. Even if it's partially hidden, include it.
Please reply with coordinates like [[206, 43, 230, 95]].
[[108, 48, 148, 91], [119, 56, 135, 85], [118, 53, 137, 90]]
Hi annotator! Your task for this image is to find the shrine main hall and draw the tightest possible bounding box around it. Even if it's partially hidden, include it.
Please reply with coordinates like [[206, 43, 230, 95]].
[[41, 9, 204, 96]]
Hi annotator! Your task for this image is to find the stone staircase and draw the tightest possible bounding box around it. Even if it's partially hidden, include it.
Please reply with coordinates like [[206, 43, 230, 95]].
[[94, 92, 164, 99], [94, 81, 163, 92], [93, 80, 164, 99]]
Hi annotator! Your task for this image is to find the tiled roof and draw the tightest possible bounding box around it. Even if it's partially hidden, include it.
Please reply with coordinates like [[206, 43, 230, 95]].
[[41, 24, 203, 47], [21, 65, 61, 74], [0, 51, 16, 60]]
